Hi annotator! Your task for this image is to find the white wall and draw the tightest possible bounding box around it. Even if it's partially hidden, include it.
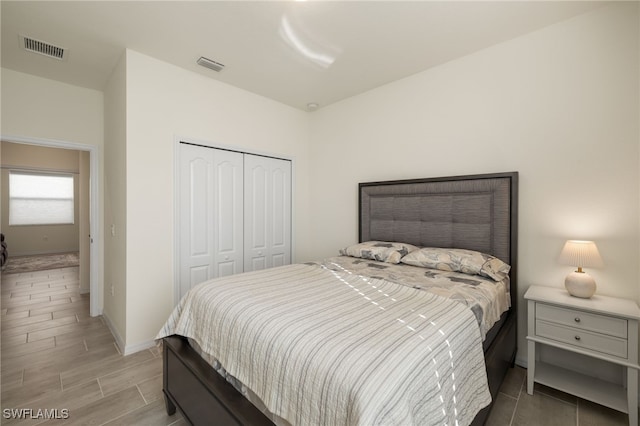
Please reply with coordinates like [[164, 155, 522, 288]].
[[1, 69, 104, 146], [308, 2, 639, 367], [122, 50, 311, 351]]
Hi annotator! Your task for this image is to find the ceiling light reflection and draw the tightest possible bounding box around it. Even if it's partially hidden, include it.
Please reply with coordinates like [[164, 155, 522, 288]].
[[278, 14, 338, 69]]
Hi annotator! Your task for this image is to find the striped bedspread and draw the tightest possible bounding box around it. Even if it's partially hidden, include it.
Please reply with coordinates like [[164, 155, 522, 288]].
[[157, 261, 491, 426]]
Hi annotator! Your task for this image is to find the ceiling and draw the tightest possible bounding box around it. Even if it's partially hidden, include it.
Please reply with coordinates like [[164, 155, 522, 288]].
[[1, 1, 607, 111]]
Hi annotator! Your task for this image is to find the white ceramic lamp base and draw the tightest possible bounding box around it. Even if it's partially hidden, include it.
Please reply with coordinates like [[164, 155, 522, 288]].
[[565, 271, 596, 298]]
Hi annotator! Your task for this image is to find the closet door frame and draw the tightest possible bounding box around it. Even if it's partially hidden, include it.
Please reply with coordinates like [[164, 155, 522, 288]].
[[173, 136, 295, 306]]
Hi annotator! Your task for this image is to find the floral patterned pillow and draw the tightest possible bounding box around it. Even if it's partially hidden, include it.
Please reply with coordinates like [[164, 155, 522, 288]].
[[339, 241, 419, 264], [400, 247, 510, 281]]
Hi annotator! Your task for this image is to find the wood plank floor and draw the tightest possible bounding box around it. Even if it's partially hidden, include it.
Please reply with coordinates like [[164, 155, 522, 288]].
[[1, 265, 629, 425], [1, 266, 183, 425]]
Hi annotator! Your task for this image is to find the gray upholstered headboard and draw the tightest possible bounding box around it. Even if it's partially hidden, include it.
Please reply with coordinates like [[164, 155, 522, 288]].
[[359, 172, 518, 304]]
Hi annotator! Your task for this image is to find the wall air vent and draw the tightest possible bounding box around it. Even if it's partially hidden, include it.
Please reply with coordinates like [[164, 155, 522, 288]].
[[20, 35, 66, 61], [196, 56, 225, 72]]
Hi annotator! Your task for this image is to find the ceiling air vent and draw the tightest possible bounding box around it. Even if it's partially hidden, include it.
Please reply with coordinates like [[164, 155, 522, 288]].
[[196, 56, 225, 72], [20, 35, 66, 61]]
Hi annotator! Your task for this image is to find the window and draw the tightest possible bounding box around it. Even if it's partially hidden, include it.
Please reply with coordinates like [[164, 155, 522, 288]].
[[9, 172, 75, 225]]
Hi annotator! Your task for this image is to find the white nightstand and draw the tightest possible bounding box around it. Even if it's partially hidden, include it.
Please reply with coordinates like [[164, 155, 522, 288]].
[[525, 285, 640, 426]]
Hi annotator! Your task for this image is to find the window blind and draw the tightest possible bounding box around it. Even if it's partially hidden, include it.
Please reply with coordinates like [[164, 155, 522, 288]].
[[9, 172, 75, 225]]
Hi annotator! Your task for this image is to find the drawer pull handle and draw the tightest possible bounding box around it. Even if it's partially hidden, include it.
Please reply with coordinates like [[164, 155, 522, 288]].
[[574, 335, 581, 341], [574, 317, 581, 323]]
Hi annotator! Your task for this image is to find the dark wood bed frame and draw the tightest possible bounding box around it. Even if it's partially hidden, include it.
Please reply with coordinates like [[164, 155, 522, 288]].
[[163, 172, 518, 425]]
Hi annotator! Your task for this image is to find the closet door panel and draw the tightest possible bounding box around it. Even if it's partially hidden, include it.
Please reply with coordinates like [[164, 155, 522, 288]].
[[213, 150, 244, 277], [189, 266, 210, 291], [179, 144, 215, 299], [269, 162, 291, 267], [250, 165, 267, 250], [189, 161, 210, 256], [244, 155, 291, 272], [245, 160, 268, 271]]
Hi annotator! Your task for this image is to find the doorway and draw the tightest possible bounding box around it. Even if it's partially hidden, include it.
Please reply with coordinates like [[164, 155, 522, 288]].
[[0, 135, 101, 316]]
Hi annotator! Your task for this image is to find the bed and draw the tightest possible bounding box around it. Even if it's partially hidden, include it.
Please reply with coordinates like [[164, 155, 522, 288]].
[[159, 172, 518, 426]]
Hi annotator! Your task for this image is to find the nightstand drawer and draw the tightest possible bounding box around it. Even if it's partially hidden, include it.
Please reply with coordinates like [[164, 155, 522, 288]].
[[536, 303, 627, 338], [536, 319, 628, 358]]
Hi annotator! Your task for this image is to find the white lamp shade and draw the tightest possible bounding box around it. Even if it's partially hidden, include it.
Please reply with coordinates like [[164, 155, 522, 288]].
[[559, 240, 603, 269]]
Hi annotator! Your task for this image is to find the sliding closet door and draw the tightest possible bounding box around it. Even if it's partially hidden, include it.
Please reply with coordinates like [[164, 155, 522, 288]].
[[178, 144, 292, 301], [244, 154, 292, 271], [178, 144, 243, 299]]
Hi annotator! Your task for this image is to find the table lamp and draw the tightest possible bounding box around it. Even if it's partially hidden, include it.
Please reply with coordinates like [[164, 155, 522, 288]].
[[559, 240, 603, 298]]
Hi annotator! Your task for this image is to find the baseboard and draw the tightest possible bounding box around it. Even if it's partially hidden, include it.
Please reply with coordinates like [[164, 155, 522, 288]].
[[123, 339, 157, 356], [100, 312, 156, 355], [101, 312, 125, 355]]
